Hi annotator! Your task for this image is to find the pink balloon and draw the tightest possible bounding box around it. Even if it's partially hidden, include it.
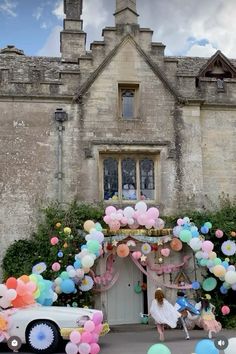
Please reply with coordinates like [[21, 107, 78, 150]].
[[202, 240, 214, 253], [137, 214, 147, 226], [78, 342, 91, 354], [147, 207, 159, 219], [26, 281, 37, 293], [84, 320, 95, 333], [16, 280, 26, 296], [90, 343, 100, 354], [92, 312, 103, 326], [90, 333, 99, 343], [132, 251, 142, 260], [103, 215, 111, 224], [70, 330, 81, 344], [65, 342, 78, 354], [177, 218, 184, 226], [50, 237, 59, 245], [105, 206, 116, 215], [221, 305, 230, 315], [94, 324, 103, 335], [215, 229, 224, 238], [52, 262, 61, 271], [109, 220, 120, 232], [81, 331, 92, 344]]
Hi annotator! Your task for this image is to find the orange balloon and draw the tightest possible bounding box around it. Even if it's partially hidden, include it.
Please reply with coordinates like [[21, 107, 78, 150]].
[[117, 244, 130, 258], [6, 277, 17, 289], [170, 238, 183, 251], [84, 220, 95, 232], [19, 275, 30, 283]]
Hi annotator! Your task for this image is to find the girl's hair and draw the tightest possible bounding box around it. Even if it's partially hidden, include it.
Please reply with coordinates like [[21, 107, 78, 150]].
[[155, 289, 165, 305], [201, 298, 210, 311]]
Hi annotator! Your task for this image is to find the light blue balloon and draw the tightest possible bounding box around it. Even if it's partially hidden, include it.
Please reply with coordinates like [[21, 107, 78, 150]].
[[61, 279, 75, 294], [195, 339, 219, 354], [147, 343, 171, 354], [74, 260, 81, 269]]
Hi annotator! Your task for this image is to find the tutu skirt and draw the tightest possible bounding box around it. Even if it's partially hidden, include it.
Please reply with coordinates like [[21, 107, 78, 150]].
[[150, 299, 181, 328]]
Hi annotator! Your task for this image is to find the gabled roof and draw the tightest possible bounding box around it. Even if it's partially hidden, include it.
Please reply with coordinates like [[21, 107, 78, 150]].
[[74, 34, 184, 102], [197, 50, 236, 78]]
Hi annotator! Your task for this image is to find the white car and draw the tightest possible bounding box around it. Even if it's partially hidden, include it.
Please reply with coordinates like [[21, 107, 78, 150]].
[[1, 304, 109, 353]]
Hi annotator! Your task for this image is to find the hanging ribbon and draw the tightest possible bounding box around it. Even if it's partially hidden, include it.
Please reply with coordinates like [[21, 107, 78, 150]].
[[90, 254, 120, 292], [146, 255, 191, 275]]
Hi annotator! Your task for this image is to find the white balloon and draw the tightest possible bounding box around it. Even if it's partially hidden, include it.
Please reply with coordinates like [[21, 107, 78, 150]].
[[189, 238, 202, 251], [225, 338, 236, 354], [124, 206, 135, 218], [135, 201, 147, 213], [225, 271, 236, 285]]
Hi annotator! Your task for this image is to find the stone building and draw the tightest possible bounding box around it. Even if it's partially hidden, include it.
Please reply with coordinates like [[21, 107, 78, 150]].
[[0, 0, 236, 324]]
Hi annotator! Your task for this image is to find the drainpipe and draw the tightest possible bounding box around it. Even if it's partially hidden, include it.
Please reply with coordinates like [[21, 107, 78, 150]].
[[54, 108, 68, 203]]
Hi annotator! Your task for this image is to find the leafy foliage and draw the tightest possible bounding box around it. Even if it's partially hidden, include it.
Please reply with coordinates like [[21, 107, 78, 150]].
[[2, 201, 104, 307]]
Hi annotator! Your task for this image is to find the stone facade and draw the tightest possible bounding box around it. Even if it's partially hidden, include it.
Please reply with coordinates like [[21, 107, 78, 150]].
[[0, 0, 236, 282]]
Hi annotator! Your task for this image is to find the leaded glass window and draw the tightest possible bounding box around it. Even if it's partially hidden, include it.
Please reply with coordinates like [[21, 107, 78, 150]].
[[103, 158, 118, 200], [121, 89, 135, 119], [122, 158, 137, 200], [102, 155, 157, 202], [140, 158, 155, 200]]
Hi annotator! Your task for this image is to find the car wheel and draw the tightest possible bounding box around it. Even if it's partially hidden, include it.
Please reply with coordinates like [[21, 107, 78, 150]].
[[26, 320, 60, 354]]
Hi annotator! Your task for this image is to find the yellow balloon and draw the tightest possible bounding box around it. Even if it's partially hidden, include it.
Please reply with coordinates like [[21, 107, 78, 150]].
[[83, 220, 95, 232], [209, 251, 217, 259]]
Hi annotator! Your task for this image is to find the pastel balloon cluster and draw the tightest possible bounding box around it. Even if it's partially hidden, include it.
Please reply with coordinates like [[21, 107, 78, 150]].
[[54, 222, 104, 294], [1, 274, 57, 309], [174, 217, 236, 296], [103, 202, 164, 231], [65, 312, 103, 354]]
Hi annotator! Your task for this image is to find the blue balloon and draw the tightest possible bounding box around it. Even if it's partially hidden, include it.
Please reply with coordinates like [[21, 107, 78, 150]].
[[220, 285, 228, 294], [61, 279, 75, 294], [195, 339, 219, 354], [192, 230, 200, 237], [200, 226, 209, 234], [57, 251, 63, 257], [81, 245, 87, 250], [176, 296, 200, 315], [222, 261, 229, 269], [192, 281, 201, 290], [74, 260, 81, 269]]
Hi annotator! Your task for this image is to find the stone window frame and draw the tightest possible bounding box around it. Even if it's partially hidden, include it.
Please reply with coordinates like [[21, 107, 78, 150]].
[[99, 152, 160, 203], [118, 82, 140, 120]]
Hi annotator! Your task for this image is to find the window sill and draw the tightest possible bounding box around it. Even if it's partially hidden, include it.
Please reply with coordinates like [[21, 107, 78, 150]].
[[118, 116, 141, 122]]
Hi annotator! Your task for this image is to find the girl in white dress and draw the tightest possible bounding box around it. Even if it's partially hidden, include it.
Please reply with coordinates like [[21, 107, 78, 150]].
[[150, 288, 181, 341]]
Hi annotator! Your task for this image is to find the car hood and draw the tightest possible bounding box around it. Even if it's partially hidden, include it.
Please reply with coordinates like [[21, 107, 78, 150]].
[[11, 305, 101, 317]]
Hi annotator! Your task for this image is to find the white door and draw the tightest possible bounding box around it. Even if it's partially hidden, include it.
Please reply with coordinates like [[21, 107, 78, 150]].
[[107, 256, 143, 325]]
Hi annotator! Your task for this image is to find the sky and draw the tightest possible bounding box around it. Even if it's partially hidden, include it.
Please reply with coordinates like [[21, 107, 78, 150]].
[[0, 0, 236, 58]]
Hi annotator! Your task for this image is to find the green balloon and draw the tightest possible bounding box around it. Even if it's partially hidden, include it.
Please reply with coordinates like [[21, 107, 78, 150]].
[[147, 343, 171, 354], [200, 259, 208, 267], [87, 239, 100, 253], [202, 277, 217, 291], [179, 230, 192, 243], [204, 221, 212, 229], [214, 258, 222, 265], [60, 271, 69, 280]]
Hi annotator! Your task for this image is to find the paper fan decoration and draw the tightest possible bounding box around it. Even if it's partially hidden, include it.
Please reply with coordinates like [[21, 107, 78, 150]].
[[32, 262, 47, 275], [79, 276, 94, 292], [141, 243, 151, 255], [28, 323, 54, 350]]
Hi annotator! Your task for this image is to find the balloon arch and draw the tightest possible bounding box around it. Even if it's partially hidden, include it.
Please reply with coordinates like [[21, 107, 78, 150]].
[[1, 201, 236, 309]]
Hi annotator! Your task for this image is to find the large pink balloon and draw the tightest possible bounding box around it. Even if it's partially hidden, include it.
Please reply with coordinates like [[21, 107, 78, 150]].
[[84, 320, 95, 333], [90, 343, 100, 354], [202, 240, 214, 253], [147, 207, 159, 219], [70, 330, 81, 344], [81, 331, 92, 344], [92, 312, 103, 326]]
